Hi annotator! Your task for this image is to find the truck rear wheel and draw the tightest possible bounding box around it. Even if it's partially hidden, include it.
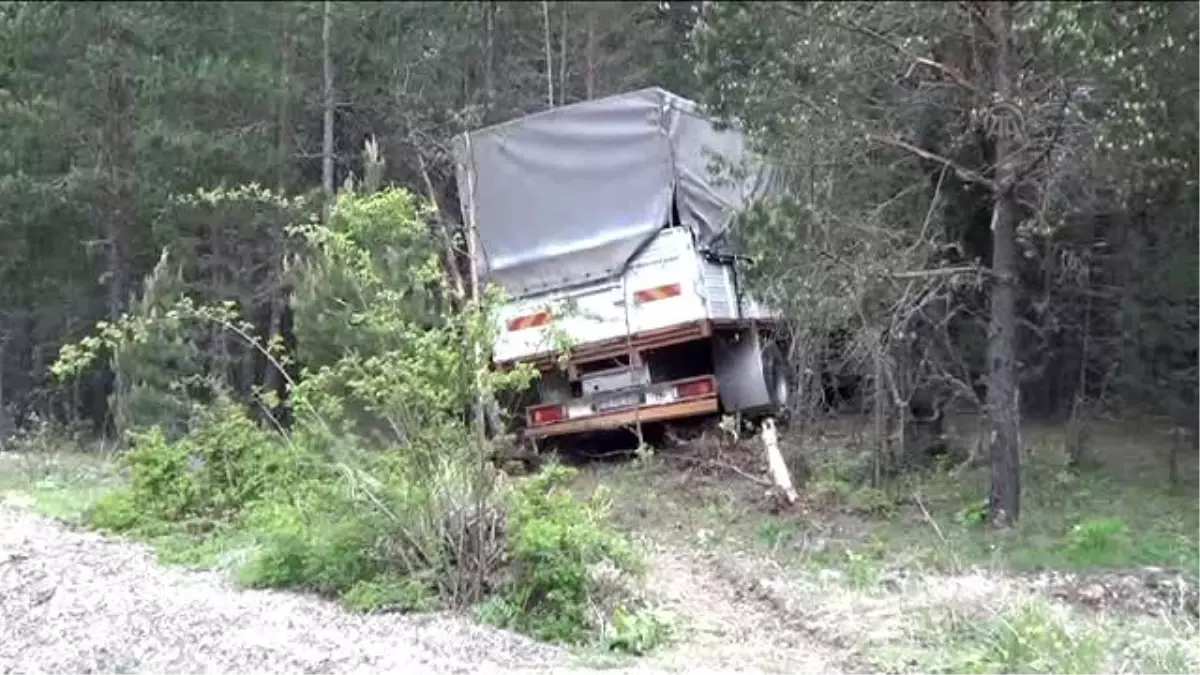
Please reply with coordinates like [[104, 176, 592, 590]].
[[762, 343, 794, 423]]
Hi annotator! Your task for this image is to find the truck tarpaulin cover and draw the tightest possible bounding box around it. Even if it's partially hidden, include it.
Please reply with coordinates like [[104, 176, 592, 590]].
[[452, 87, 780, 297]]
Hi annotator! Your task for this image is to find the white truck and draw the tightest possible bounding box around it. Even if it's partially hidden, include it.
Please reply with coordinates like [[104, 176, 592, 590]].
[[453, 87, 791, 439]]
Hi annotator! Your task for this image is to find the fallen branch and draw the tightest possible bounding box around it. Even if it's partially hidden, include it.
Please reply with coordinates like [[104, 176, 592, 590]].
[[665, 454, 773, 488]]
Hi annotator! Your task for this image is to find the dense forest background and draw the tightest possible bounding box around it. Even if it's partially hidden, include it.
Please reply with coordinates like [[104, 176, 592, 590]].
[[1, 1, 1196, 480]]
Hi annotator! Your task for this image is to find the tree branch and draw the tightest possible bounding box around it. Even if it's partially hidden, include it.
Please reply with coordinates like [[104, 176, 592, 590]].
[[868, 134, 998, 191], [1012, 88, 1073, 187], [891, 265, 991, 281]]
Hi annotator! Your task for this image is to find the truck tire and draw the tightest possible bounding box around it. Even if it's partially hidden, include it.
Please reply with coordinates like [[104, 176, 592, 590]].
[[762, 343, 794, 424]]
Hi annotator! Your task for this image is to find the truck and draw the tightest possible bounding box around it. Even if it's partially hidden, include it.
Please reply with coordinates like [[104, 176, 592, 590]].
[[452, 87, 791, 439]]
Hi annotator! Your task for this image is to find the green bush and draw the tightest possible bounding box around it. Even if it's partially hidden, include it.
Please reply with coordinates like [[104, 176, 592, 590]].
[[488, 464, 641, 644], [55, 187, 658, 652], [1061, 516, 1132, 565], [87, 398, 285, 532]]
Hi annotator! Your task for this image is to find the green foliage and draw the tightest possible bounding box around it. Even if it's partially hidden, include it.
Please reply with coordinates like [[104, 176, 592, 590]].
[[601, 605, 673, 656], [932, 602, 1108, 675], [343, 575, 437, 613], [955, 499, 989, 528], [1060, 517, 1131, 566], [88, 397, 283, 531], [847, 486, 899, 518], [50, 185, 652, 651], [485, 464, 642, 644]]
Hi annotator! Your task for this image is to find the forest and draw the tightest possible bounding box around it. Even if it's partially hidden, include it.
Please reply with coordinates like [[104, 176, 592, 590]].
[[0, 1, 1197, 671]]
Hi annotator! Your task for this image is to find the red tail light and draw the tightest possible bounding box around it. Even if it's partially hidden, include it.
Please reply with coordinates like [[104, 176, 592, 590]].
[[529, 403, 566, 426], [506, 310, 552, 332], [633, 283, 682, 304], [675, 377, 715, 399]]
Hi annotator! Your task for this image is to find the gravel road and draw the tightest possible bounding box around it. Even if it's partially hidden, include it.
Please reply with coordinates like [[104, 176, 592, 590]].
[[1, 505, 580, 675], [0, 503, 841, 675]]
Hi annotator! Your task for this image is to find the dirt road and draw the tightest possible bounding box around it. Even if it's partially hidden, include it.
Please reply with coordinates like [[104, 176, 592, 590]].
[[0, 505, 842, 675]]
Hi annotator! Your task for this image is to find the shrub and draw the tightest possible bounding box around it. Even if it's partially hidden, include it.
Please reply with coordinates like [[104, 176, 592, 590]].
[[1061, 516, 1132, 565], [487, 464, 642, 644], [87, 397, 285, 533], [54, 186, 657, 652]]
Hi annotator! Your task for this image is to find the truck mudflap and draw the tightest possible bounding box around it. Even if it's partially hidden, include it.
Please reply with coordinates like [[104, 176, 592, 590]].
[[524, 375, 719, 438]]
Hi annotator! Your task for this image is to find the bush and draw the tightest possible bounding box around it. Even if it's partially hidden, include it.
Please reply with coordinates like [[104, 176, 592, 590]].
[[485, 464, 642, 644], [88, 398, 285, 533], [90, 402, 648, 645], [1061, 516, 1132, 565], [55, 187, 657, 651]]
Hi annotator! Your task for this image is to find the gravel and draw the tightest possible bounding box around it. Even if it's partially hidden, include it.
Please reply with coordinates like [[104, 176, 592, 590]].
[[0, 505, 569, 675]]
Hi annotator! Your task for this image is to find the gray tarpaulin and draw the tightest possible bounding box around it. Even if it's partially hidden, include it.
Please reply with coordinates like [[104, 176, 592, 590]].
[[452, 87, 778, 297]]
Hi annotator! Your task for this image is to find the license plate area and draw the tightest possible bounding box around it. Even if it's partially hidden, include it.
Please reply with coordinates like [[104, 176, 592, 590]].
[[594, 391, 642, 413]]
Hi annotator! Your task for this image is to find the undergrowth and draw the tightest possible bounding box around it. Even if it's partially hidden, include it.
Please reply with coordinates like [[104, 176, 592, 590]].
[[898, 598, 1199, 674], [44, 186, 668, 653]]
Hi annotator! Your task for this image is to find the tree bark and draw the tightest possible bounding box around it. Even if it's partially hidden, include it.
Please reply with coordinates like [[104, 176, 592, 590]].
[[541, 0, 554, 107], [984, 1, 1021, 527], [100, 6, 136, 320], [321, 0, 335, 218], [585, 3, 597, 99], [483, 2, 496, 119], [275, 12, 295, 194], [558, 1, 568, 105]]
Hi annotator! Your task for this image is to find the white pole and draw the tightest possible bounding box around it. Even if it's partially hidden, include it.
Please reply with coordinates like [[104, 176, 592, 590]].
[[762, 417, 797, 504]]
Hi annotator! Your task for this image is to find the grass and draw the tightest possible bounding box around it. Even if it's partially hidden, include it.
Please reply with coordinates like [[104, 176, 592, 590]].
[[589, 419, 1200, 580], [877, 596, 1199, 674], [0, 449, 267, 574], [4, 417, 1196, 672], [569, 417, 1200, 674], [836, 418, 1200, 577], [0, 450, 123, 522]]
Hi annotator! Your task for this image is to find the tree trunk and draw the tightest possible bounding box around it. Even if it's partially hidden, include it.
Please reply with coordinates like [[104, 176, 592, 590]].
[[100, 7, 136, 320], [483, 2, 496, 119], [872, 347, 886, 487], [0, 333, 9, 441], [984, 1, 1021, 527], [541, 0, 554, 107], [275, 12, 295, 193], [585, 3, 597, 99], [321, 0, 335, 218], [558, 1, 568, 105]]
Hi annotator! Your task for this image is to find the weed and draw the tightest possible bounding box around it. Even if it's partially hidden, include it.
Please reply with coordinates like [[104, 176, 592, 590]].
[[1061, 517, 1131, 565], [489, 464, 642, 644], [343, 575, 437, 613], [955, 499, 989, 528], [601, 605, 673, 655], [848, 486, 899, 518], [910, 598, 1200, 675], [756, 520, 797, 548]]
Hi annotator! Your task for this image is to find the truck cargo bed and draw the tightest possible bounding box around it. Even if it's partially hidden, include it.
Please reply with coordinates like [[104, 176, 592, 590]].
[[492, 227, 771, 367]]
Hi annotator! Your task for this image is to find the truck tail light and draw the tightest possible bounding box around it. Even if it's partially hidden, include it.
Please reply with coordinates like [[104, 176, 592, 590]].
[[529, 403, 567, 426], [674, 377, 715, 399], [633, 283, 682, 304], [506, 309, 552, 332]]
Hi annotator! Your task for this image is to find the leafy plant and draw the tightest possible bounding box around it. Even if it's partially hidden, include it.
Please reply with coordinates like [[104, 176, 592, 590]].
[[955, 499, 989, 528], [1061, 516, 1131, 565], [490, 464, 642, 644], [52, 186, 655, 651], [602, 605, 673, 655]]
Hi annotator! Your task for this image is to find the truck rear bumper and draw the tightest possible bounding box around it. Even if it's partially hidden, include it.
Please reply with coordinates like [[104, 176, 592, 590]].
[[525, 396, 719, 438], [524, 374, 720, 438]]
